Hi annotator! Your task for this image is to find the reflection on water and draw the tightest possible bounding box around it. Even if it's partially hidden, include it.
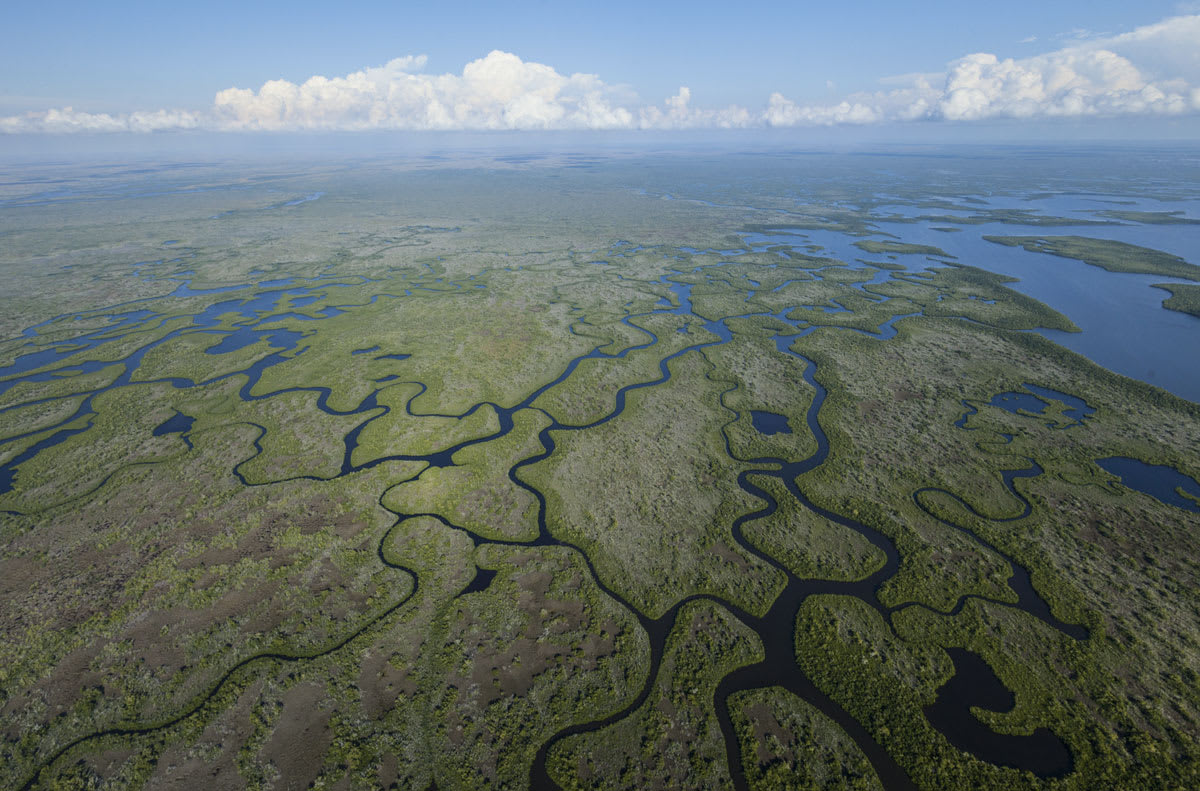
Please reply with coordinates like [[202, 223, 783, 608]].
[[744, 190, 1199, 402], [750, 410, 791, 435], [152, 411, 194, 436], [1097, 456, 1200, 513]]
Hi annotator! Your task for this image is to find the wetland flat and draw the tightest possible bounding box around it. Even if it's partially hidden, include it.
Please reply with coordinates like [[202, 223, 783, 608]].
[[1, 144, 1198, 791]]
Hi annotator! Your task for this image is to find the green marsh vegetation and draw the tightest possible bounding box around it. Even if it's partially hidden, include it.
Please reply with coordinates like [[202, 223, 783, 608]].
[[731, 686, 882, 791], [547, 600, 762, 790], [1094, 209, 1200, 225], [1, 148, 1198, 790], [983, 235, 1200, 281], [852, 240, 953, 258], [521, 350, 787, 620], [1152, 282, 1200, 317], [786, 317, 1200, 788], [380, 408, 549, 542]]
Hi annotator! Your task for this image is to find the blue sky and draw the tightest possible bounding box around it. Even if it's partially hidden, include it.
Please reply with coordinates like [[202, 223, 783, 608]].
[[2, 1, 1198, 133]]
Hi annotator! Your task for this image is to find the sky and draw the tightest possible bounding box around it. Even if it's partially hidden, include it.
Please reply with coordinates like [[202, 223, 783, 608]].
[[2, 1, 1199, 135]]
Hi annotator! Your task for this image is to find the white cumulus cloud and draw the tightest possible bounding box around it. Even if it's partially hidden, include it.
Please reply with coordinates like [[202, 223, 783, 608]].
[[211, 51, 636, 131], [637, 87, 754, 129], [0, 106, 201, 134], [766, 14, 1200, 126], [2, 15, 1199, 133], [935, 47, 1192, 120]]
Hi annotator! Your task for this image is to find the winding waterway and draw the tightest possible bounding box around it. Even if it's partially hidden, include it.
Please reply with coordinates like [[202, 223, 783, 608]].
[[0, 235, 1131, 790]]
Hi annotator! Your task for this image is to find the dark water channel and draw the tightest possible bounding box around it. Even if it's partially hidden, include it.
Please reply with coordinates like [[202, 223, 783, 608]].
[[924, 648, 1072, 776], [525, 275, 1082, 789], [0, 276, 380, 496], [8, 258, 1088, 790]]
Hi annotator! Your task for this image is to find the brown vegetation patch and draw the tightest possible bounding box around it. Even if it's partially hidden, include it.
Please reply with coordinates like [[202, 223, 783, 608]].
[[80, 746, 135, 781], [745, 701, 794, 766], [376, 753, 399, 789], [357, 650, 416, 718], [262, 682, 333, 789], [1, 642, 110, 738], [145, 680, 265, 791], [710, 542, 751, 570], [450, 551, 619, 708]]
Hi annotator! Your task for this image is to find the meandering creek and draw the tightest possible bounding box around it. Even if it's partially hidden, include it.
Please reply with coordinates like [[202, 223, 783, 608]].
[[0, 233, 1138, 790]]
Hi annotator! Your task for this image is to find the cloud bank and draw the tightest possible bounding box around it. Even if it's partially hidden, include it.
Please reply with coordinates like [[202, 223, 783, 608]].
[[211, 52, 638, 131], [765, 15, 1200, 126], [3, 15, 1198, 133]]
